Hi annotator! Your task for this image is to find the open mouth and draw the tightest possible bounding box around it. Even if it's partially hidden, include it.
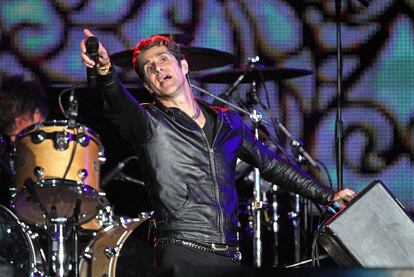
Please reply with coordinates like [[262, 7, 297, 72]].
[[160, 75, 172, 84]]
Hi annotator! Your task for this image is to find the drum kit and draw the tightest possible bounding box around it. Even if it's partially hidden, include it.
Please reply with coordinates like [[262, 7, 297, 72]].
[[0, 34, 314, 276], [0, 118, 157, 276]]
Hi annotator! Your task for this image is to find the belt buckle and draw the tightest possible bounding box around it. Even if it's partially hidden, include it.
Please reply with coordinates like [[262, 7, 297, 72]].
[[211, 243, 229, 251]]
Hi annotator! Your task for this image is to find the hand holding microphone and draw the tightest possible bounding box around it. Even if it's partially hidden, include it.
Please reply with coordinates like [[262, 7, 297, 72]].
[[85, 36, 99, 87], [80, 29, 111, 87]]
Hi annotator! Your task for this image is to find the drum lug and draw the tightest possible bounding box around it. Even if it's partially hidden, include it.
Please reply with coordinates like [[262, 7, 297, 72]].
[[98, 151, 106, 164], [78, 169, 88, 181], [31, 130, 46, 144], [104, 246, 119, 258], [53, 131, 70, 151], [83, 251, 93, 261], [77, 133, 90, 147], [34, 166, 45, 178]]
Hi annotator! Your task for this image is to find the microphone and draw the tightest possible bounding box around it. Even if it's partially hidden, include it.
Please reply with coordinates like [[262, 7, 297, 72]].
[[223, 56, 260, 97], [223, 68, 251, 97], [290, 139, 319, 169], [85, 36, 99, 88], [116, 172, 145, 187], [101, 159, 127, 187], [67, 87, 78, 127], [101, 156, 138, 187]]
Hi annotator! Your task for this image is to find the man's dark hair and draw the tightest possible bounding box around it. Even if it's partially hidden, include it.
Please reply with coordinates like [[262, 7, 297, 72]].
[[0, 75, 48, 136], [132, 35, 185, 82]]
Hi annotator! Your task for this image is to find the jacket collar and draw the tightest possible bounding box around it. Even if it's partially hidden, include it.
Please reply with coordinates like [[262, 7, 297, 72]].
[[153, 98, 224, 117]]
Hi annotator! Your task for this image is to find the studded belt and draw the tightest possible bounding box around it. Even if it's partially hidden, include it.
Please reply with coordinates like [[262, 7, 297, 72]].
[[155, 238, 242, 262]]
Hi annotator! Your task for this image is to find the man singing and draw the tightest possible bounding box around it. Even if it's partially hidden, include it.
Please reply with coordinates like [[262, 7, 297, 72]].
[[80, 29, 355, 273]]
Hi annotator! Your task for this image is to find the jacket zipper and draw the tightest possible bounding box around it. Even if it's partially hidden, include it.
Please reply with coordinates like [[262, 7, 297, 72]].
[[209, 112, 225, 242], [178, 108, 226, 242]]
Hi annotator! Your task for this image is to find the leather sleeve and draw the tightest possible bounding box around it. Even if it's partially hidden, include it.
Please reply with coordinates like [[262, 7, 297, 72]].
[[97, 71, 156, 145], [237, 120, 334, 205]]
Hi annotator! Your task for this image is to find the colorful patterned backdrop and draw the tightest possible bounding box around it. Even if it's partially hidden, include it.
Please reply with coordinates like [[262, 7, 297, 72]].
[[1, 0, 413, 210]]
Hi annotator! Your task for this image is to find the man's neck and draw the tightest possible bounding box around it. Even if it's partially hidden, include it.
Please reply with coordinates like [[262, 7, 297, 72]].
[[158, 85, 198, 117]]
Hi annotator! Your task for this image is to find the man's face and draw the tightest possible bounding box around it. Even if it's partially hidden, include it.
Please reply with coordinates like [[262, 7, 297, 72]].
[[140, 45, 188, 98]]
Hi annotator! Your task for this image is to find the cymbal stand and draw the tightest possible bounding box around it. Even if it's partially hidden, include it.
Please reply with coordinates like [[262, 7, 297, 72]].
[[24, 181, 52, 276], [72, 199, 81, 277], [250, 109, 265, 267], [271, 184, 279, 267], [50, 215, 69, 277]]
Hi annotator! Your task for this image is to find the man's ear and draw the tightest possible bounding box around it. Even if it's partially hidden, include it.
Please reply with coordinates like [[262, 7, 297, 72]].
[[180, 59, 189, 75]]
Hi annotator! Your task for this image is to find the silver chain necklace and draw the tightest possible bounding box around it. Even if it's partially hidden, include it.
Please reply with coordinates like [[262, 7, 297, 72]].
[[191, 104, 201, 120]]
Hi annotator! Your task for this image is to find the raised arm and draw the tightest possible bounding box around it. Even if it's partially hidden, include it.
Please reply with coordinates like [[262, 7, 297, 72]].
[[80, 29, 155, 146]]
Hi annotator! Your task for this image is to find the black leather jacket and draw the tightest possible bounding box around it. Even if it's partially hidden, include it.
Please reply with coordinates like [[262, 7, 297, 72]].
[[99, 72, 333, 245]]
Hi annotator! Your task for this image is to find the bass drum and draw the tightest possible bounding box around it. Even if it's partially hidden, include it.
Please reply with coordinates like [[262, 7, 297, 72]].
[[79, 215, 154, 277], [0, 205, 45, 276]]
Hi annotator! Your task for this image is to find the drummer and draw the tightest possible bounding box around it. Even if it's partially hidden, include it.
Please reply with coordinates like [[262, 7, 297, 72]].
[[0, 75, 48, 207], [80, 29, 356, 273]]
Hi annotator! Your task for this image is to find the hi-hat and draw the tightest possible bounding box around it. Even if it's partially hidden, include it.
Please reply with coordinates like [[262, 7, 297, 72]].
[[110, 46, 236, 71], [196, 66, 313, 83]]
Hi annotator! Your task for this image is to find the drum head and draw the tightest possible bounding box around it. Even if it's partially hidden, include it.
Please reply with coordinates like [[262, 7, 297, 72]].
[[13, 179, 101, 226], [0, 205, 37, 276]]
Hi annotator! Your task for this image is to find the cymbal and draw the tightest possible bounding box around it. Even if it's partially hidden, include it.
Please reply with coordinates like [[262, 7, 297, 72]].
[[110, 46, 236, 71], [196, 66, 313, 83]]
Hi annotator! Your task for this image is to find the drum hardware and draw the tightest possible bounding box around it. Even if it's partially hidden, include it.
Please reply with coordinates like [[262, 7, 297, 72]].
[[271, 184, 279, 267], [77, 168, 89, 181], [54, 131, 71, 151], [114, 172, 145, 186], [101, 156, 139, 188], [49, 217, 69, 277], [67, 86, 78, 128], [80, 198, 114, 233], [103, 247, 119, 258], [46, 198, 82, 277], [250, 108, 265, 268], [12, 120, 105, 227], [5, 85, 112, 276], [0, 205, 46, 276], [72, 199, 81, 277], [79, 216, 154, 277], [195, 66, 313, 84], [222, 56, 260, 98], [33, 166, 45, 180]]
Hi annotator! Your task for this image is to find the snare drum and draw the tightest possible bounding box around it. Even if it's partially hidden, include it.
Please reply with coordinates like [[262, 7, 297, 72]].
[[79, 214, 153, 277], [0, 205, 45, 276], [12, 120, 106, 226]]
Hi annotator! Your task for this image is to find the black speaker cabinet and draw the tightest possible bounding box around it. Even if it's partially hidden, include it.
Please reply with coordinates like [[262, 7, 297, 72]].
[[319, 180, 414, 268]]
